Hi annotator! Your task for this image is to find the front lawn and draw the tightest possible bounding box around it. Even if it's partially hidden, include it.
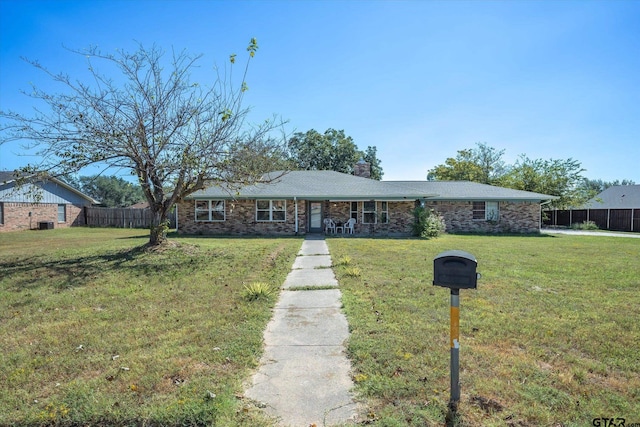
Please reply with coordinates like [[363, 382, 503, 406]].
[[329, 234, 640, 426], [0, 228, 301, 426]]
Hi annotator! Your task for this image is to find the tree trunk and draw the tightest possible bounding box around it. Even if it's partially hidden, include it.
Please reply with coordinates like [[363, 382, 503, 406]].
[[148, 209, 168, 246]]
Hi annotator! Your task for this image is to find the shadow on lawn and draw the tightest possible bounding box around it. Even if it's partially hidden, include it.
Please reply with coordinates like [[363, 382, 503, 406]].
[[2, 244, 180, 292]]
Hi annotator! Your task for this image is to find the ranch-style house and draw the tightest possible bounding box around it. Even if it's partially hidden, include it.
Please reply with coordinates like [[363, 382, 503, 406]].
[[176, 167, 556, 236]]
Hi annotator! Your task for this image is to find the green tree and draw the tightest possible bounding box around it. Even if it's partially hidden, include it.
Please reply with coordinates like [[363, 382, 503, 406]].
[[79, 175, 144, 207], [0, 40, 285, 246], [363, 146, 383, 180], [499, 156, 586, 208], [287, 128, 383, 179], [427, 142, 506, 184]]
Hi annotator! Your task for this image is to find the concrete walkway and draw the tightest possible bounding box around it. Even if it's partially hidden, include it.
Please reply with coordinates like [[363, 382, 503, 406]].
[[244, 236, 359, 426]]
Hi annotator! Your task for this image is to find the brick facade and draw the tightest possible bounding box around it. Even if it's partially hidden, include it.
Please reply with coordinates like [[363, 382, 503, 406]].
[[424, 200, 541, 233], [177, 198, 541, 236], [177, 199, 307, 235], [0, 202, 85, 232]]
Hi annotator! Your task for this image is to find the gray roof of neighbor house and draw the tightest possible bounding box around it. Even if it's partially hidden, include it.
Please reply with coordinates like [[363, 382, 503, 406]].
[[581, 185, 640, 209], [187, 170, 557, 202], [0, 171, 98, 204]]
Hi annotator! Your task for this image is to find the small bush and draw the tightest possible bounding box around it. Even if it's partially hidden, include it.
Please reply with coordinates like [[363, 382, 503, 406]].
[[412, 207, 446, 239], [344, 267, 362, 278], [571, 220, 599, 230], [242, 282, 276, 301], [336, 255, 352, 266]]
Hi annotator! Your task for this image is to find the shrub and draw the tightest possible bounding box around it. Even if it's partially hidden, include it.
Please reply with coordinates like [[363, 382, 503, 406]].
[[336, 255, 352, 266], [571, 220, 599, 230], [344, 267, 362, 278], [412, 207, 446, 239], [241, 282, 276, 301]]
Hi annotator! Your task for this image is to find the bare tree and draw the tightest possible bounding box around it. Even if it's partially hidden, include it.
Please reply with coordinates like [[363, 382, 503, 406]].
[[1, 39, 285, 245]]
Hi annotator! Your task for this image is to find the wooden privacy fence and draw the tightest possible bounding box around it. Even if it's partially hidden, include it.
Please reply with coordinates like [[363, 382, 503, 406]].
[[84, 207, 176, 229], [544, 209, 640, 232]]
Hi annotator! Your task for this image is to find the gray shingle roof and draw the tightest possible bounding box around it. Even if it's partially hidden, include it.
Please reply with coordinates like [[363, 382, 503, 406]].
[[188, 171, 557, 201], [582, 185, 640, 209], [391, 181, 558, 201], [189, 171, 436, 201]]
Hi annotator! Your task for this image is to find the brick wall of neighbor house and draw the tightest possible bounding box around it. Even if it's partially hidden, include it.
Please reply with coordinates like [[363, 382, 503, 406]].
[[177, 199, 307, 235], [424, 201, 541, 233], [0, 202, 85, 232]]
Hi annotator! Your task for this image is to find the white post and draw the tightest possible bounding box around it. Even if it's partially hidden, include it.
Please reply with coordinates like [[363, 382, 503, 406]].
[[294, 197, 298, 234]]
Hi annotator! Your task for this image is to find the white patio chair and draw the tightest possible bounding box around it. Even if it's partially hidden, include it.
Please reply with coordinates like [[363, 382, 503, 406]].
[[323, 218, 336, 234], [344, 217, 356, 234]]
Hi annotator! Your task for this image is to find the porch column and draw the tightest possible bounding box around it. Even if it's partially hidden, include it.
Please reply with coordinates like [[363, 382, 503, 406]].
[[294, 197, 298, 234]]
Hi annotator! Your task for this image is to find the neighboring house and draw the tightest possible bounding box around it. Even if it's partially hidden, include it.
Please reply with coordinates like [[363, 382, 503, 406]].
[[176, 167, 556, 236], [544, 185, 640, 232], [0, 171, 97, 232]]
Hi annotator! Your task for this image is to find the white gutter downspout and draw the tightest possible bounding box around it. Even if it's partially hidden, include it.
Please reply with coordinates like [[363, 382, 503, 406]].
[[175, 204, 179, 232], [294, 197, 298, 234]]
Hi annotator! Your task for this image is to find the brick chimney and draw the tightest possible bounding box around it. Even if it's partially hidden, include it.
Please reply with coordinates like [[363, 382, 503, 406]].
[[354, 159, 371, 179]]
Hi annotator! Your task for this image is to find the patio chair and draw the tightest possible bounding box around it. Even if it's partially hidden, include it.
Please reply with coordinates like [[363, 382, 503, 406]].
[[344, 217, 356, 234], [323, 218, 336, 234]]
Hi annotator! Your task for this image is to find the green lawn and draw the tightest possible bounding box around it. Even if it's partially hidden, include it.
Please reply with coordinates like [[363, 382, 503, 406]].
[[0, 228, 301, 426], [328, 234, 640, 426], [2, 229, 638, 426]]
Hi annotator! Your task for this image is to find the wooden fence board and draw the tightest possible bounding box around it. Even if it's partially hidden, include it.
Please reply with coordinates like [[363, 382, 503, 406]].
[[85, 207, 176, 229], [544, 208, 640, 233]]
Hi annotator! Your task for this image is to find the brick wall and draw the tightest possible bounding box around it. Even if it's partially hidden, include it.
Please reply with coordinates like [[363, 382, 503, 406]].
[[424, 201, 541, 233], [0, 202, 85, 232], [177, 199, 307, 235], [176, 199, 541, 236]]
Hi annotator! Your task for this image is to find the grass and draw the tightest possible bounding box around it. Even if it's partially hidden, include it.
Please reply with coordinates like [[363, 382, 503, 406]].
[[328, 234, 640, 426], [0, 228, 301, 426]]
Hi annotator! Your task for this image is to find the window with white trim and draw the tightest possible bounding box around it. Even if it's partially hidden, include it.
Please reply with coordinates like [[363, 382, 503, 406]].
[[350, 202, 358, 220], [380, 201, 389, 223], [256, 200, 286, 222], [472, 201, 499, 221], [195, 200, 225, 221], [57, 204, 66, 222], [362, 201, 389, 224]]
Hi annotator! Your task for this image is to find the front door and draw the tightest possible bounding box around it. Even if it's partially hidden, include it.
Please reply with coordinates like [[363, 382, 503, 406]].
[[309, 202, 323, 233]]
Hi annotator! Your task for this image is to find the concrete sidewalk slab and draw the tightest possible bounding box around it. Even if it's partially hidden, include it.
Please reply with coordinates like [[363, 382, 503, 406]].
[[245, 345, 358, 426], [298, 239, 330, 255], [275, 288, 343, 309], [265, 307, 348, 346], [282, 268, 338, 288], [292, 254, 332, 269]]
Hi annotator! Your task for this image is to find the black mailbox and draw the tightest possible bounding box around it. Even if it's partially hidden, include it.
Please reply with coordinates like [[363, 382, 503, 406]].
[[433, 250, 478, 290]]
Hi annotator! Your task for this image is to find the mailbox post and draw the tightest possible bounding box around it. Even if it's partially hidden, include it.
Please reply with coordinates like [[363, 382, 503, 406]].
[[433, 250, 479, 411]]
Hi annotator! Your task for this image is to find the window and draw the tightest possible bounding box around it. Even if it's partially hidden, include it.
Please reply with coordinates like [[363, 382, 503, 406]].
[[362, 201, 389, 224], [0, 202, 3, 224], [380, 201, 389, 223], [57, 204, 66, 222], [473, 201, 499, 221], [350, 202, 358, 220], [256, 200, 286, 222], [363, 201, 376, 224], [486, 201, 499, 221], [195, 200, 225, 221]]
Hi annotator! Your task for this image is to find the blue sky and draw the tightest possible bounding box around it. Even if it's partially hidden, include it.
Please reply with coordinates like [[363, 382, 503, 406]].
[[1, 0, 639, 182]]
